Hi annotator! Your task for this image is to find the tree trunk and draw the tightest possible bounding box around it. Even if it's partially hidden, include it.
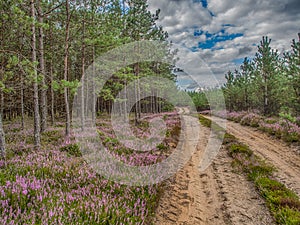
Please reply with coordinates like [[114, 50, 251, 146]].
[[20, 70, 25, 130], [17, 57, 26, 129], [50, 59, 55, 126], [64, 0, 71, 137], [80, 16, 85, 131], [264, 75, 268, 115], [31, 0, 41, 149], [0, 89, 4, 158], [137, 70, 141, 119], [134, 78, 138, 124], [124, 82, 127, 118], [37, 0, 47, 132], [0, 113, 5, 159], [49, 24, 55, 126], [91, 46, 96, 125]]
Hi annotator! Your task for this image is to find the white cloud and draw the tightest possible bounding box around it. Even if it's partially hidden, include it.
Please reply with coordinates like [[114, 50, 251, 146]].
[[148, 0, 300, 84]]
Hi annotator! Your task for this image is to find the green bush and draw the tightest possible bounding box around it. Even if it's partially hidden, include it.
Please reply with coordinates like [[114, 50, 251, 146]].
[[59, 144, 81, 157], [229, 143, 253, 157], [41, 130, 62, 144]]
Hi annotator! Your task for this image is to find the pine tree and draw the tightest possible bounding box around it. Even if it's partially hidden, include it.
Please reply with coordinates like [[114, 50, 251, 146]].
[[284, 33, 300, 114], [253, 36, 280, 115]]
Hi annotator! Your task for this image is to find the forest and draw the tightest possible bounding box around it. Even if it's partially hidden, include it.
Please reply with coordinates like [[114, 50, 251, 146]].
[[1, 0, 300, 224], [0, 0, 175, 151]]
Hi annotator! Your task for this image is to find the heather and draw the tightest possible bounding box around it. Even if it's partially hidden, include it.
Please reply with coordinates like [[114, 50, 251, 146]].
[[211, 111, 300, 143], [0, 112, 180, 224]]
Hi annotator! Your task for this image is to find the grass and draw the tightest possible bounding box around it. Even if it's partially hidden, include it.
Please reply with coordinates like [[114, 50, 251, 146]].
[[199, 114, 300, 225], [198, 115, 212, 127]]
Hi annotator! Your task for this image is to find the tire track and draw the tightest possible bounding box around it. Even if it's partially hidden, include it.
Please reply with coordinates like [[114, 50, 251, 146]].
[[154, 115, 274, 224], [215, 117, 300, 197]]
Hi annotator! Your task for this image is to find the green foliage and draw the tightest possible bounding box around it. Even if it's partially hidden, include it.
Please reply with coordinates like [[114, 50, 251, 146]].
[[188, 91, 209, 111], [41, 130, 62, 144], [198, 115, 211, 127], [227, 140, 300, 224], [276, 207, 300, 225], [59, 144, 81, 157], [254, 177, 300, 225], [51, 79, 80, 97], [222, 34, 300, 117], [156, 143, 167, 151], [222, 133, 236, 144], [222, 129, 300, 225], [279, 112, 296, 124], [229, 143, 253, 157]]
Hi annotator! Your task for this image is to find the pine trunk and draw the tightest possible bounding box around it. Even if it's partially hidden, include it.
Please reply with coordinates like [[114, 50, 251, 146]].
[[37, 0, 47, 132], [80, 18, 85, 131], [20, 72, 24, 129], [49, 24, 55, 126], [91, 46, 96, 125], [64, 0, 71, 137], [0, 113, 5, 159], [31, 0, 41, 149]]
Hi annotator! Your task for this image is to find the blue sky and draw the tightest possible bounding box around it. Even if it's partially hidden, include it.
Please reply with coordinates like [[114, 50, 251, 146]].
[[148, 0, 300, 88], [195, 29, 243, 49]]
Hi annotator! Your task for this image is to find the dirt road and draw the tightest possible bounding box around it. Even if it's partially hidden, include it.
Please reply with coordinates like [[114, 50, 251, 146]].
[[154, 114, 274, 224], [214, 117, 300, 197]]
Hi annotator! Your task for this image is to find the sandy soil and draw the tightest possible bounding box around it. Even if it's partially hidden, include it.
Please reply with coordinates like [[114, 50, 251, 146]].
[[215, 117, 300, 197], [154, 113, 274, 225]]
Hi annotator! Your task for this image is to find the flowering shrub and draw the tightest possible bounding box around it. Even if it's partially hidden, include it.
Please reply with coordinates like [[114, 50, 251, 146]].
[[0, 111, 181, 224], [296, 117, 300, 127], [240, 113, 263, 127], [258, 122, 284, 138], [212, 110, 247, 122], [227, 111, 247, 122], [213, 110, 300, 143], [97, 111, 180, 166]]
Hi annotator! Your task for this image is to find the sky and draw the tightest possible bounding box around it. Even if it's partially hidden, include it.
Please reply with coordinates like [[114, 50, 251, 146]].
[[148, 0, 300, 89]]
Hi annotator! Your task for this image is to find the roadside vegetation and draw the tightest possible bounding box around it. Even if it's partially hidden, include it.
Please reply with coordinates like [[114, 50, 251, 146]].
[[199, 115, 300, 225], [201, 110, 300, 144], [0, 112, 180, 224]]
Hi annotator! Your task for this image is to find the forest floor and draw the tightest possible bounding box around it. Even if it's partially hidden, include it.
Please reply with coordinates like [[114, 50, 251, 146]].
[[153, 111, 300, 224]]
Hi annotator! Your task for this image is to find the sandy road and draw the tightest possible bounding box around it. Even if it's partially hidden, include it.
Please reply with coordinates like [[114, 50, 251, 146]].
[[213, 117, 300, 197], [154, 113, 274, 224]]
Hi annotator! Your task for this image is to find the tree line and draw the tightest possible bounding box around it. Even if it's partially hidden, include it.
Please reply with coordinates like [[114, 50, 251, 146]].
[[189, 34, 300, 116], [223, 34, 300, 116]]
